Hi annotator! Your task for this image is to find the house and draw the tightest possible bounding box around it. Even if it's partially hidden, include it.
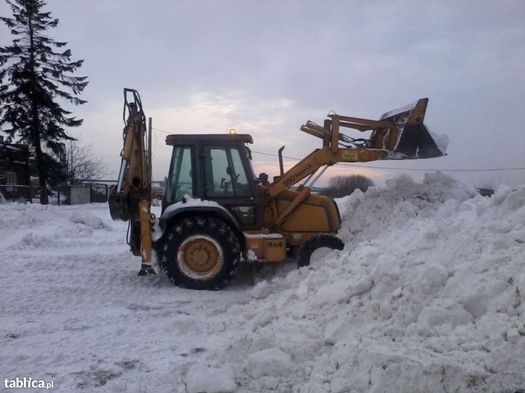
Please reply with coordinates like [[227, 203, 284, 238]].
[[0, 136, 31, 201]]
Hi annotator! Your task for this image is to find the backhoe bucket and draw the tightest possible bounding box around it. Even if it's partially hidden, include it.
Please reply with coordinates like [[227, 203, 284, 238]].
[[372, 98, 445, 159], [108, 186, 129, 221]]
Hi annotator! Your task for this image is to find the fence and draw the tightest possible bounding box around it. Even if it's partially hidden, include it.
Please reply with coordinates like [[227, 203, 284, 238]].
[[69, 184, 109, 204], [0, 184, 39, 202], [1, 180, 165, 205], [0, 183, 109, 205]]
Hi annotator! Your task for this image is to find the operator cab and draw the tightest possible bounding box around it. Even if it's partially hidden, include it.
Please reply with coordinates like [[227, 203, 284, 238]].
[[164, 134, 262, 229]]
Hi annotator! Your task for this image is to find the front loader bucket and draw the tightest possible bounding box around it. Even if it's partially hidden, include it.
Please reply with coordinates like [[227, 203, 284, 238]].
[[373, 98, 445, 159], [393, 122, 443, 159]]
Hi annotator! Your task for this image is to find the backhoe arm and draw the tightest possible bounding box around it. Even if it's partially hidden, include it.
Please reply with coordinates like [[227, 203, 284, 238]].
[[108, 89, 155, 276]]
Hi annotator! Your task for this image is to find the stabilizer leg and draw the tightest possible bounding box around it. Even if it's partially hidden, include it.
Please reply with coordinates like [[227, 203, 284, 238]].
[[138, 264, 156, 276], [137, 200, 156, 276]]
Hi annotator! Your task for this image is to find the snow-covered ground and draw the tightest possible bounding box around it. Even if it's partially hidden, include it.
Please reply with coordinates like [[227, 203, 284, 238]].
[[1, 173, 524, 392]]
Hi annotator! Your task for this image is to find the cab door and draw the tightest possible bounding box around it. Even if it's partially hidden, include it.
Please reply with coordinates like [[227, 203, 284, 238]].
[[201, 143, 261, 229]]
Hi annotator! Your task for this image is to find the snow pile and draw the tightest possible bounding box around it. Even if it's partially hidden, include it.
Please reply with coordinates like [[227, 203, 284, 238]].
[[186, 363, 237, 393], [69, 210, 113, 230], [204, 173, 525, 392], [245, 348, 293, 379], [6, 209, 114, 251], [0, 202, 55, 230]]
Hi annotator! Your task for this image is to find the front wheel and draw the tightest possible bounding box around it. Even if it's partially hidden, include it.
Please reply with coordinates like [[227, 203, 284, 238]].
[[297, 234, 344, 268], [162, 217, 240, 289]]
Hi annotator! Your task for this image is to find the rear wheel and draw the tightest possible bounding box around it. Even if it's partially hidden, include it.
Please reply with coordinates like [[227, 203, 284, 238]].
[[297, 234, 344, 268], [163, 216, 240, 289]]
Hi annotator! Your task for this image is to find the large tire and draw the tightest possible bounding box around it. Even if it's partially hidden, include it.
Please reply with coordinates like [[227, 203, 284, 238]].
[[297, 234, 344, 268], [162, 216, 240, 289]]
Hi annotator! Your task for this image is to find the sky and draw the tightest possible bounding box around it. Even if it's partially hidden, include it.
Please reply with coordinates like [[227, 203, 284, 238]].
[[1, 0, 525, 187]]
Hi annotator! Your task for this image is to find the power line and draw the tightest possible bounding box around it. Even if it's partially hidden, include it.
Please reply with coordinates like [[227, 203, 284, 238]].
[[250, 150, 525, 173]]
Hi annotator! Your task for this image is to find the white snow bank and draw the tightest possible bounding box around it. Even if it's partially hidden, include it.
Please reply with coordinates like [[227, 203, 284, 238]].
[[186, 363, 237, 393], [1, 205, 115, 251], [205, 173, 525, 392], [69, 211, 112, 230], [244, 348, 292, 378]]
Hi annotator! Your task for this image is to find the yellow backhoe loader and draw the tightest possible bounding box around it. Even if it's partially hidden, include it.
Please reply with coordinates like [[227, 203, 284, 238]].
[[109, 89, 444, 289]]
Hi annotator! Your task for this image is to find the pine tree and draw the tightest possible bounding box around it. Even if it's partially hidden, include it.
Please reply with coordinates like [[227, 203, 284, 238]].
[[0, 0, 88, 204]]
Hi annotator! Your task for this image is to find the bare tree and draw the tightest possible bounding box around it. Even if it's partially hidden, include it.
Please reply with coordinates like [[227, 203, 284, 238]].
[[64, 140, 106, 184], [326, 174, 374, 198]]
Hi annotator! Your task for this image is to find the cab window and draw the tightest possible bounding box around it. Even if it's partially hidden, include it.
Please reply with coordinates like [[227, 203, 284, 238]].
[[206, 147, 251, 198]]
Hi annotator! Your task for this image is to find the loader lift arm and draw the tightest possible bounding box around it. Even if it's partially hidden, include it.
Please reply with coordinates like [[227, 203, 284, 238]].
[[108, 89, 156, 276], [264, 98, 444, 229], [265, 98, 443, 199]]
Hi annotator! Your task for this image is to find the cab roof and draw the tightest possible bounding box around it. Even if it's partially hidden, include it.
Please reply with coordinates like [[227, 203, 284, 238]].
[[165, 134, 253, 145]]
